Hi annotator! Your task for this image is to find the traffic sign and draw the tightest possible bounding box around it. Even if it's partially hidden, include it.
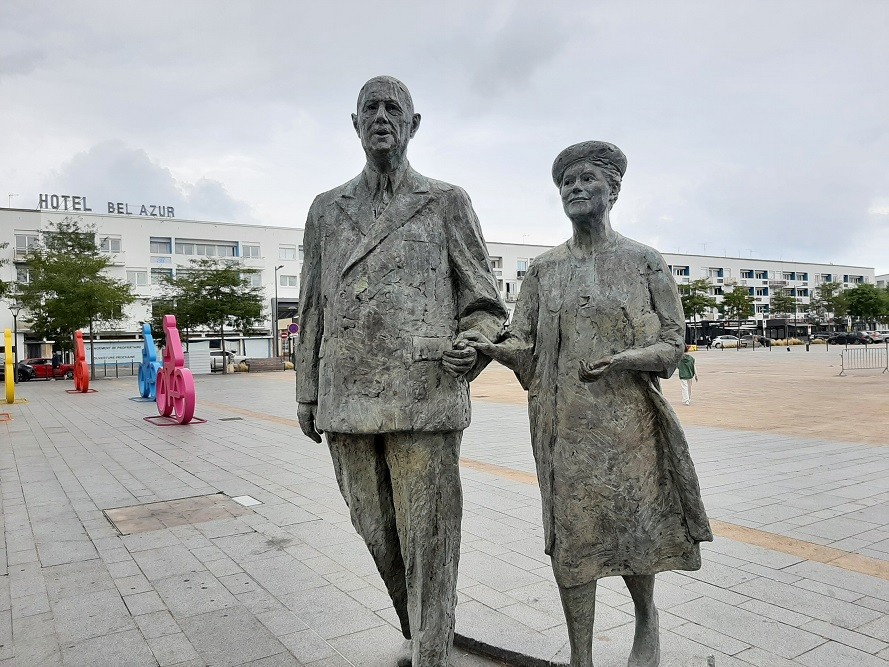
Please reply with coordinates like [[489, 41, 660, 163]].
[[288, 323, 300, 334]]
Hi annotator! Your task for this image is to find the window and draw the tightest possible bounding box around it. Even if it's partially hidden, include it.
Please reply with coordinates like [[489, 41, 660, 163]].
[[99, 236, 122, 253], [708, 268, 723, 279], [797, 272, 808, 281], [489, 256, 503, 270], [798, 288, 809, 297], [243, 272, 262, 288], [741, 269, 754, 279], [151, 268, 173, 285], [298, 245, 305, 261], [516, 259, 528, 271], [127, 270, 148, 287], [673, 266, 690, 277], [16, 267, 30, 284], [279, 274, 298, 287], [150, 237, 172, 254], [15, 233, 39, 258], [175, 240, 237, 257], [756, 304, 770, 314], [755, 287, 769, 296], [279, 245, 297, 260], [755, 270, 768, 280], [782, 272, 794, 281], [242, 244, 261, 259]]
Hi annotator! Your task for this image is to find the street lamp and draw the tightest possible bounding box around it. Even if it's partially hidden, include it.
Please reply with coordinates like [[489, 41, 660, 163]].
[[273, 265, 284, 357], [8, 301, 22, 383]]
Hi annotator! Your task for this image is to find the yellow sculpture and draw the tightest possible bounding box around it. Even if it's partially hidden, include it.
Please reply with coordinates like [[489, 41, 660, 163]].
[[4, 328, 13, 404]]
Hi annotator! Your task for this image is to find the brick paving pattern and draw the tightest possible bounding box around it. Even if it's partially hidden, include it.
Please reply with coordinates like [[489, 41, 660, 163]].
[[1, 353, 887, 666]]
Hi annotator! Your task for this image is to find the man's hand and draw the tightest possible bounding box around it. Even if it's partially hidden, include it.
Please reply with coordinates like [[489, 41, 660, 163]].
[[297, 402, 324, 443], [442, 337, 478, 378]]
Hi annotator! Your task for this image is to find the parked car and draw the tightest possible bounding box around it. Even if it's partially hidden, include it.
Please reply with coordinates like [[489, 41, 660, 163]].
[[713, 335, 744, 349], [21, 357, 75, 380], [864, 331, 885, 343], [0, 361, 36, 382], [740, 335, 772, 347], [827, 332, 874, 345], [210, 350, 248, 371], [811, 332, 833, 341]]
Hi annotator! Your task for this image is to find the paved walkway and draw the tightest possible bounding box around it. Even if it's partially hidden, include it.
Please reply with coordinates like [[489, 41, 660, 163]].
[[1, 372, 887, 666]]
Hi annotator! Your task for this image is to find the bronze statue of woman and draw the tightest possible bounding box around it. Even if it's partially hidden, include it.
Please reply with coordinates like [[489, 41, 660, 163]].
[[464, 141, 712, 667]]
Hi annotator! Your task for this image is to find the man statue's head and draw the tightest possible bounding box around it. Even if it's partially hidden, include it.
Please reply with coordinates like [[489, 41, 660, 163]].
[[352, 76, 421, 170]]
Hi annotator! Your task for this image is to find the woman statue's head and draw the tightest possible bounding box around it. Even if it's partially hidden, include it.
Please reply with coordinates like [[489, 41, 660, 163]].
[[552, 141, 627, 221]]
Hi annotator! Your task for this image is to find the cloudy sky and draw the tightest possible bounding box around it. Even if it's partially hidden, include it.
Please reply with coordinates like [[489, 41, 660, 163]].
[[2, 1, 888, 271]]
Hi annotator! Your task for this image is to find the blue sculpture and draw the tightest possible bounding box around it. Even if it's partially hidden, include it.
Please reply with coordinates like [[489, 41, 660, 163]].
[[138, 323, 162, 399]]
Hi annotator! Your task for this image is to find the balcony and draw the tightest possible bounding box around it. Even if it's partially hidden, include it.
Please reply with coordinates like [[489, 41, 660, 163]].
[[516, 270, 527, 279]]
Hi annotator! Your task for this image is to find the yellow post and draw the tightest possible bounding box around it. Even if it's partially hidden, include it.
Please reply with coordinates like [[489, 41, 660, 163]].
[[4, 328, 13, 404]]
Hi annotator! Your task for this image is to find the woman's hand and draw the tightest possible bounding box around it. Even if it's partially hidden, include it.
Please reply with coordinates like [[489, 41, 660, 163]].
[[461, 331, 518, 369], [459, 331, 497, 356], [579, 355, 620, 382]]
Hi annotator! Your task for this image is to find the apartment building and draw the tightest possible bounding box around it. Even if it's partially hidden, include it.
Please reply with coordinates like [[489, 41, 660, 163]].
[[1, 201, 876, 356]]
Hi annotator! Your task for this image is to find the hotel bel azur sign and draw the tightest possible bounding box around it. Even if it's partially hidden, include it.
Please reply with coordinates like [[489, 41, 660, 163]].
[[37, 193, 175, 218]]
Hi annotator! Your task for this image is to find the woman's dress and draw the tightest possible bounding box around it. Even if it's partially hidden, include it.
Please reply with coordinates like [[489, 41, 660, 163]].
[[505, 235, 712, 586]]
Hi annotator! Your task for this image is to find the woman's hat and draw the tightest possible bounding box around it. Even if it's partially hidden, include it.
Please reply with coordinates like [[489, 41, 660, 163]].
[[552, 141, 627, 186]]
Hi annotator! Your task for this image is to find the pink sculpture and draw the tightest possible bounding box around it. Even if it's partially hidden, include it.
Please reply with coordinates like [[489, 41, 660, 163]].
[[155, 314, 196, 424], [73, 331, 90, 393]]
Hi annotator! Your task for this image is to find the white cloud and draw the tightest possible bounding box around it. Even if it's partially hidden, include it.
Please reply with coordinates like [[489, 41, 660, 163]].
[[1, 0, 888, 269]]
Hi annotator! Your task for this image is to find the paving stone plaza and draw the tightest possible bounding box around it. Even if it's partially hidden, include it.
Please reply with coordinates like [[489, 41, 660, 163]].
[[1, 351, 888, 666]]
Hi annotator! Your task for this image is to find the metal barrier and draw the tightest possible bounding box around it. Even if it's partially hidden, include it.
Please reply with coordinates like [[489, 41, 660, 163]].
[[839, 345, 889, 376], [95, 362, 138, 378]]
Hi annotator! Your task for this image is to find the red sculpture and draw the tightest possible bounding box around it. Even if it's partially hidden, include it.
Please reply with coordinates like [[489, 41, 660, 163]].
[[155, 314, 196, 424], [73, 331, 90, 393]]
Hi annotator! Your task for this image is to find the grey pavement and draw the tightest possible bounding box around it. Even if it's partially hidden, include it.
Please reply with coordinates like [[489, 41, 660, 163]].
[[0, 372, 887, 666]]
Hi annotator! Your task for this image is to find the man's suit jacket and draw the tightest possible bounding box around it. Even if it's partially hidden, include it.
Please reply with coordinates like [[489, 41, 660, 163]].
[[296, 164, 507, 434]]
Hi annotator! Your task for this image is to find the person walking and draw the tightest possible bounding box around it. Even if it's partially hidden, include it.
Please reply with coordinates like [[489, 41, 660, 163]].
[[51, 351, 61, 381], [679, 345, 697, 405]]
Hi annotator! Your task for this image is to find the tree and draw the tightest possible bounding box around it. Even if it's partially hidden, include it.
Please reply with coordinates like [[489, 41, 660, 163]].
[[678, 279, 718, 341], [720, 287, 754, 349], [17, 217, 136, 376], [0, 241, 9, 299], [809, 281, 847, 323], [156, 259, 265, 373], [769, 287, 797, 319], [844, 283, 888, 327]]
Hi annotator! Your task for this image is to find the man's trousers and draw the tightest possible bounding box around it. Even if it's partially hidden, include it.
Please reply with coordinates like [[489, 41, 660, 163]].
[[680, 378, 692, 405], [327, 431, 463, 667]]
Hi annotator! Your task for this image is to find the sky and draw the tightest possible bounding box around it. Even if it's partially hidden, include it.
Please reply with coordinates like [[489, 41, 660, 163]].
[[2, 1, 888, 272]]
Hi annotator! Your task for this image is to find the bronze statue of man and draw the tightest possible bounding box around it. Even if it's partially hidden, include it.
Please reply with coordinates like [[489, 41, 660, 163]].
[[295, 76, 507, 667]]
